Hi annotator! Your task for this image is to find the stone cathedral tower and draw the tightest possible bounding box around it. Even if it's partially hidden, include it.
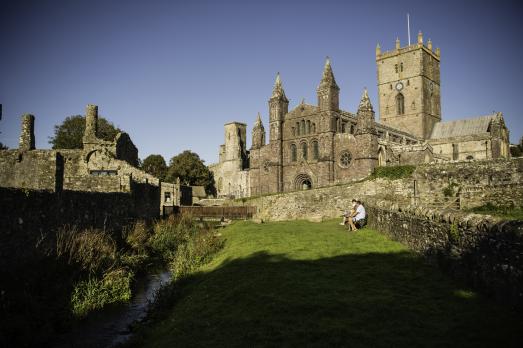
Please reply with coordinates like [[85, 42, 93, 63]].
[[268, 73, 288, 192], [376, 32, 441, 139]]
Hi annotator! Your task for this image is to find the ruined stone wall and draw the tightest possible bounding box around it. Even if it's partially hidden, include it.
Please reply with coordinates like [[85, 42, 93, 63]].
[[63, 175, 130, 192], [0, 150, 60, 191], [114, 132, 139, 167], [367, 202, 523, 309]]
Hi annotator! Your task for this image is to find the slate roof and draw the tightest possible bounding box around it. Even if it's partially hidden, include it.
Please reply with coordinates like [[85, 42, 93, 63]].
[[430, 113, 498, 139]]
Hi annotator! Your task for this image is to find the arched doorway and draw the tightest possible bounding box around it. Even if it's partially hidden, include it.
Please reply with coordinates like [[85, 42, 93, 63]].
[[294, 174, 312, 190]]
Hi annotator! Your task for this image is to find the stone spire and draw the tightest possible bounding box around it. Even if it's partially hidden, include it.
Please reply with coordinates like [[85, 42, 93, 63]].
[[376, 43, 381, 57], [318, 57, 339, 90], [395, 37, 400, 50], [252, 112, 266, 149], [254, 112, 264, 128], [358, 88, 374, 114], [355, 88, 377, 136], [271, 72, 288, 102], [417, 30, 423, 45]]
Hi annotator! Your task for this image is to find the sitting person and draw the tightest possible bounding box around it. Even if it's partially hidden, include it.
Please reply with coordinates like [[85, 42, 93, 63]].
[[340, 199, 357, 226], [348, 200, 366, 231]]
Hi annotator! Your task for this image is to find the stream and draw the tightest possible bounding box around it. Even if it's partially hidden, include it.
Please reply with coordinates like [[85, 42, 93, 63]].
[[55, 269, 172, 348]]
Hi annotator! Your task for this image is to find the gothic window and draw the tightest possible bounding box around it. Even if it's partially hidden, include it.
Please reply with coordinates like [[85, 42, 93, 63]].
[[301, 142, 308, 160], [296, 122, 300, 135], [339, 151, 352, 168], [300, 120, 305, 135], [312, 140, 319, 160], [292, 127, 295, 136], [290, 144, 297, 162], [400, 62, 404, 72], [396, 93, 405, 115], [312, 123, 316, 133], [395, 64, 398, 73], [306, 120, 311, 134]]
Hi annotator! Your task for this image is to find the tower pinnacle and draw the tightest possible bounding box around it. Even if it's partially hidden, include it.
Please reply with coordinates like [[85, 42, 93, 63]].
[[271, 72, 288, 101], [319, 56, 338, 89]]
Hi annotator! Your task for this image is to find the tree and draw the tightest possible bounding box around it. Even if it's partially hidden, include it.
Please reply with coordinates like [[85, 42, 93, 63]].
[[142, 154, 168, 180], [166, 150, 216, 196], [49, 115, 121, 149], [0, 142, 8, 150]]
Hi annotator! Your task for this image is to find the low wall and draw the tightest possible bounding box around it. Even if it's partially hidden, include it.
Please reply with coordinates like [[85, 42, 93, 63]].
[[367, 202, 523, 309]]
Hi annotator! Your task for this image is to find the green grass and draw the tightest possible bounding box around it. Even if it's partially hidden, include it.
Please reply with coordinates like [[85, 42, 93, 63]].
[[130, 220, 522, 347]]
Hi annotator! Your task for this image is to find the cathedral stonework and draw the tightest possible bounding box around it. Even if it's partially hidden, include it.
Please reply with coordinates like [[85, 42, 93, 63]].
[[210, 34, 511, 198]]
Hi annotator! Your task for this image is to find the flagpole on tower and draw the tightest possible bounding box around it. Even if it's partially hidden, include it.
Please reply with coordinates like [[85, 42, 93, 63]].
[[407, 13, 411, 45]]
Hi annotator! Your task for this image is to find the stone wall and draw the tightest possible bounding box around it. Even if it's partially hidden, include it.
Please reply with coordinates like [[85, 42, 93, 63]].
[[0, 150, 60, 191], [367, 202, 523, 309], [231, 158, 523, 221]]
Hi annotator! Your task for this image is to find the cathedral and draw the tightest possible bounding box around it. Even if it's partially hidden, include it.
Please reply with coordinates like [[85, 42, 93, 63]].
[[209, 32, 511, 198]]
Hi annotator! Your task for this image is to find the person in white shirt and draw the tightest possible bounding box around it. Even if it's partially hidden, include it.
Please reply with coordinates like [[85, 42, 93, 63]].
[[348, 200, 366, 231]]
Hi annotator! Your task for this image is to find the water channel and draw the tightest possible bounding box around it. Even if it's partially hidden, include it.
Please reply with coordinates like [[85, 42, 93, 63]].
[[55, 269, 172, 348]]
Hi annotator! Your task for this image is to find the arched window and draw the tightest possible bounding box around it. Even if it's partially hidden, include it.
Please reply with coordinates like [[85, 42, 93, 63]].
[[300, 120, 305, 135], [396, 93, 405, 115], [301, 142, 308, 160], [312, 140, 319, 160], [296, 122, 300, 136], [400, 62, 404, 72], [306, 120, 311, 134], [290, 144, 297, 162], [292, 127, 295, 136], [312, 123, 316, 133]]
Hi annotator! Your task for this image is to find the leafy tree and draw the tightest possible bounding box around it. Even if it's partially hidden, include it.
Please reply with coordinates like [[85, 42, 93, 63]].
[[49, 115, 121, 149], [142, 154, 168, 180], [166, 150, 216, 196], [0, 142, 8, 150]]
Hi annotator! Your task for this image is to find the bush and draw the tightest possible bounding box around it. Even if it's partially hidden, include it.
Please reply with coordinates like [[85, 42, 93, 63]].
[[56, 226, 117, 273], [371, 165, 416, 180], [71, 268, 133, 317]]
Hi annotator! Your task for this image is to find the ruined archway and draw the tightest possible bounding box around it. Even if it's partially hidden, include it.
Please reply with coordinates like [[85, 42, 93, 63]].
[[294, 174, 312, 190]]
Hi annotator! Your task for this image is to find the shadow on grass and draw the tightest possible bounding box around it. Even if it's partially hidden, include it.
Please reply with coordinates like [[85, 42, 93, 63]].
[[130, 250, 522, 348]]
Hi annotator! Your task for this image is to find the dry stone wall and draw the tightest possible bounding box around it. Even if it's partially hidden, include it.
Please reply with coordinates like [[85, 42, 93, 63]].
[[367, 202, 523, 309]]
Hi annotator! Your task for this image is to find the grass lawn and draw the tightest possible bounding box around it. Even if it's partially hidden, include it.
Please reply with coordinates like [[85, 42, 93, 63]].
[[130, 220, 522, 347]]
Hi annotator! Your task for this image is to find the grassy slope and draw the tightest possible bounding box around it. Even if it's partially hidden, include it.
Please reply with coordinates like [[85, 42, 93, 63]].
[[133, 220, 522, 347]]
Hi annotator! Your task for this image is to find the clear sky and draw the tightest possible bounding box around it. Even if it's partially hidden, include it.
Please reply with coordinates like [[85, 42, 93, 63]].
[[1, 0, 522, 164]]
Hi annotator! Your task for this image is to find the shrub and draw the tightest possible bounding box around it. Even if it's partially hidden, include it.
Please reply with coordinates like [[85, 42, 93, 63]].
[[56, 226, 117, 273], [71, 268, 133, 317], [371, 165, 416, 180], [149, 213, 198, 262]]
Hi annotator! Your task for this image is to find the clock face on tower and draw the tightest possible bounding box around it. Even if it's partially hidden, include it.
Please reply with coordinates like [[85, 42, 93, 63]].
[[395, 82, 404, 91]]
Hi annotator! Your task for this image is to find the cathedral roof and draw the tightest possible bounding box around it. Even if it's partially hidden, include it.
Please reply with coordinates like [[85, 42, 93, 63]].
[[430, 113, 501, 139]]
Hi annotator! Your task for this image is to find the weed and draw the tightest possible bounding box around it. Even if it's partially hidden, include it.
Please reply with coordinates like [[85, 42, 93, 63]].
[[71, 268, 133, 317], [56, 226, 117, 273]]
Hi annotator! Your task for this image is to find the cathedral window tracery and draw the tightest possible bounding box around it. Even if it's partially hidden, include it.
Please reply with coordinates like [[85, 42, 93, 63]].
[[339, 151, 352, 168]]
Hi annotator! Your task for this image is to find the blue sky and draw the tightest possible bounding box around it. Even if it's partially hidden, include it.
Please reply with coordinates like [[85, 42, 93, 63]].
[[1, 0, 522, 164]]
